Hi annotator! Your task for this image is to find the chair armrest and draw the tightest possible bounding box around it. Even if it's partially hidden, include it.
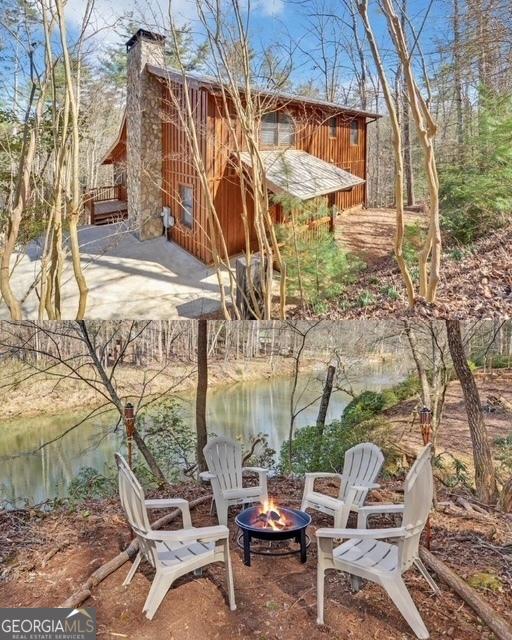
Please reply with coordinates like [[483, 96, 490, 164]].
[[145, 498, 188, 509], [242, 467, 270, 475], [358, 503, 405, 515], [316, 526, 406, 540], [145, 498, 192, 529], [305, 472, 342, 480], [145, 525, 229, 544], [199, 471, 216, 481], [351, 482, 380, 491]]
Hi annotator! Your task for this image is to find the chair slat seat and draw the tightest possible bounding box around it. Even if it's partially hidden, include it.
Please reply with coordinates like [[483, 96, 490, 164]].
[[223, 487, 265, 500], [333, 538, 398, 574], [158, 540, 215, 567]]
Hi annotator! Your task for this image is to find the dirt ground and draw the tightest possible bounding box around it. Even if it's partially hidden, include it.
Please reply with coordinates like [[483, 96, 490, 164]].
[[385, 371, 512, 462], [335, 207, 425, 266], [1, 478, 511, 640], [1, 356, 310, 421], [1, 372, 511, 639]]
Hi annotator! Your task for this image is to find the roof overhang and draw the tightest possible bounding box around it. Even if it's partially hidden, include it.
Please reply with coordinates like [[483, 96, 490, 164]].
[[238, 150, 365, 201], [101, 111, 127, 165]]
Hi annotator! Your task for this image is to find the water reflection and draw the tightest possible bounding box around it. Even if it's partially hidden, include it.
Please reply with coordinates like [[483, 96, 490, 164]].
[[0, 361, 408, 504]]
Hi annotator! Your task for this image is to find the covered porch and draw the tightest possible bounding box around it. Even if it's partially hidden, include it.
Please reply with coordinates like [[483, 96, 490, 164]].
[[239, 149, 366, 241], [84, 185, 128, 225]]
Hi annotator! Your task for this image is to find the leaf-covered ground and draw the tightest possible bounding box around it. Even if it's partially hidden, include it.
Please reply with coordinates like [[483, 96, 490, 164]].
[[1, 480, 511, 639], [292, 209, 511, 320]]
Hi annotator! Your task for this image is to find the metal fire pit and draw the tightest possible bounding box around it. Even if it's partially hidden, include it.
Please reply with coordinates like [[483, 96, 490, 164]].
[[235, 506, 311, 566]]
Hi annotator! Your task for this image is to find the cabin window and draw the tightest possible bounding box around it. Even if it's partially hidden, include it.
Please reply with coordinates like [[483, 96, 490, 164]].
[[260, 112, 295, 146], [350, 120, 360, 145], [329, 117, 337, 138], [278, 113, 295, 145], [179, 185, 194, 229]]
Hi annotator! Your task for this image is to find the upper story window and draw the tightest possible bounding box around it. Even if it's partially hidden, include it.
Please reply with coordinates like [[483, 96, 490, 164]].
[[329, 117, 337, 138], [350, 119, 360, 145], [260, 112, 295, 146]]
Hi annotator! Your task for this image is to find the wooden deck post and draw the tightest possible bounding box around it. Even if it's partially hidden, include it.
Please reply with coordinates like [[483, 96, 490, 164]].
[[235, 255, 265, 319]]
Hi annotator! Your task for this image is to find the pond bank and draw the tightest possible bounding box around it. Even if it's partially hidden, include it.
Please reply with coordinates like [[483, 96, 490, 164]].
[[2, 355, 327, 421]]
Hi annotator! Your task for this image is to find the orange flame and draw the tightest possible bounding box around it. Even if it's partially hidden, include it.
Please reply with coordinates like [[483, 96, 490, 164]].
[[256, 499, 288, 530]]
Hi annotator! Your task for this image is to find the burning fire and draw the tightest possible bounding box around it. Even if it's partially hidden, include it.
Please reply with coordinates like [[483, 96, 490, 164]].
[[253, 499, 290, 530]]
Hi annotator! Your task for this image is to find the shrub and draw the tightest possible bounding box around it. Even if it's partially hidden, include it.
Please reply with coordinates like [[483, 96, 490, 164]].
[[280, 418, 383, 474], [68, 466, 117, 501], [136, 399, 196, 483], [275, 195, 363, 311], [357, 290, 376, 308], [393, 374, 422, 402], [439, 89, 512, 244], [342, 390, 387, 426], [403, 222, 427, 266], [282, 376, 421, 475]]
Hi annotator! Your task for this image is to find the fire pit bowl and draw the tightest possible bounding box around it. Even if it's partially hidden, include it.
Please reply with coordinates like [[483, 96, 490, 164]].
[[235, 504, 311, 566]]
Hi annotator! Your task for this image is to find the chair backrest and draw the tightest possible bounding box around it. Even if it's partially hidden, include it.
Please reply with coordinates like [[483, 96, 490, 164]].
[[115, 453, 159, 568], [340, 443, 384, 507], [406, 444, 432, 483], [203, 437, 243, 492], [399, 444, 433, 571]]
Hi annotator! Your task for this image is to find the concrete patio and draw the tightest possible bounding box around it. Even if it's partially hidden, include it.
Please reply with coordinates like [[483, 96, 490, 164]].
[[0, 223, 229, 319]]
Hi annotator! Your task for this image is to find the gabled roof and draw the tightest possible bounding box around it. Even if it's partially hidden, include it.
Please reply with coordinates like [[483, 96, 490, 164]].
[[238, 150, 365, 201], [101, 112, 127, 165], [146, 64, 382, 120]]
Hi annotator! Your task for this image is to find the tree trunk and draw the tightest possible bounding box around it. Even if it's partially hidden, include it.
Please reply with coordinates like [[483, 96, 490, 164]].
[[316, 365, 336, 431], [401, 0, 415, 206], [196, 318, 208, 473], [499, 476, 512, 513], [77, 321, 168, 486], [313, 364, 336, 468], [404, 321, 431, 408], [446, 320, 498, 504], [453, 0, 465, 165]]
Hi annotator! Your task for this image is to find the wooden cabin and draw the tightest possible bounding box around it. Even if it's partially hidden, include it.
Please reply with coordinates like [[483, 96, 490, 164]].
[[99, 29, 380, 263]]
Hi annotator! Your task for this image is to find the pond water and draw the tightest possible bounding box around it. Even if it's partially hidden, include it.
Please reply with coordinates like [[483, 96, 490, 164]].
[[0, 361, 409, 504]]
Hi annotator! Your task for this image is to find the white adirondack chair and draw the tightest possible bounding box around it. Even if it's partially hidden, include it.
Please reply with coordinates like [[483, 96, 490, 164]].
[[301, 443, 384, 528], [200, 436, 269, 526], [115, 453, 236, 620], [356, 444, 440, 596], [316, 443, 435, 639]]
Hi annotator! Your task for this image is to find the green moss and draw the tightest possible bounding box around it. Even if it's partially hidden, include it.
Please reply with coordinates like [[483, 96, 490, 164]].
[[467, 572, 503, 593]]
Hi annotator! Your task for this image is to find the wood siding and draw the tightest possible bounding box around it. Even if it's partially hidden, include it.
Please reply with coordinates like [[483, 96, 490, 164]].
[[161, 81, 212, 262], [159, 81, 369, 262]]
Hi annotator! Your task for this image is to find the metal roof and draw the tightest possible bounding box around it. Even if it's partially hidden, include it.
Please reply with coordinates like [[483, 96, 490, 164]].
[[146, 64, 381, 120], [238, 150, 365, 201]]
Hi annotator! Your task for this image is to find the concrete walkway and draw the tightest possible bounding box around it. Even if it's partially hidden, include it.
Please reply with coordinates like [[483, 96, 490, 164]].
[[0, 223, 229, 319]]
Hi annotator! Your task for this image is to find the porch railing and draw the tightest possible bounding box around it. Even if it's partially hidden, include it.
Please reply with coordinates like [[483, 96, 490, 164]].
[[85, 184, 126, 204], [84, 184, 128, 224]]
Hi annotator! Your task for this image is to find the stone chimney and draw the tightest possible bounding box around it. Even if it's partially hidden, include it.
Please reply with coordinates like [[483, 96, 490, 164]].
[[126, 29, 166, 240]]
